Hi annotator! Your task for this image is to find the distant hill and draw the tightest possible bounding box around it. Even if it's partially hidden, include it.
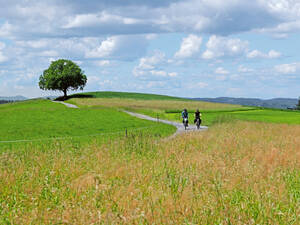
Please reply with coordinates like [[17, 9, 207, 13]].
[[193, 97, 298, 109], [66, 91, 186, 101], [0, 95, 27, 101]]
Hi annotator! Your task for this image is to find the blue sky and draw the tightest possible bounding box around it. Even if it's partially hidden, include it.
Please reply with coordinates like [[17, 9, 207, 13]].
[[0, 0, 299, 98]]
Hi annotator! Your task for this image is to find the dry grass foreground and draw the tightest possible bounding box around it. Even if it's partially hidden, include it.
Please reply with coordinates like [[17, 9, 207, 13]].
[[71, 97, 242, 111], [1, 121, 300, 224]]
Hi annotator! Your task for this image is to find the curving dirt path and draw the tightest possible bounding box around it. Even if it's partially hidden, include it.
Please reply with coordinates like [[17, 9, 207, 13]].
[[123, 110, 208, 136]]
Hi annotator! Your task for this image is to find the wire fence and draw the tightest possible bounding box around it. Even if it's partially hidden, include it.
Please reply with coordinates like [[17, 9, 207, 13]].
[[0, 125, 158, 144]]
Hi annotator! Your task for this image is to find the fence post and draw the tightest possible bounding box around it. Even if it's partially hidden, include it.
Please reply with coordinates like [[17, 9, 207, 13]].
[[125, 128, 128, 137]]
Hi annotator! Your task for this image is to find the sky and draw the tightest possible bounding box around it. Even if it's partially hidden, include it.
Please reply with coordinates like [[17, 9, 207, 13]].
[[0, 0, 299, 99]]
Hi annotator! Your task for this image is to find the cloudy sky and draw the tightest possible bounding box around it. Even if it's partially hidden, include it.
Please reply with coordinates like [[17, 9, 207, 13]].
[[0, 0, 299, 98]]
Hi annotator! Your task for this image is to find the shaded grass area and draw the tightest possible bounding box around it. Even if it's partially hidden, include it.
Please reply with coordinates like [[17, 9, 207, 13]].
[[1, 121, 299, 224], [0, 100, 175, 142], [68, 91, 186, 101]]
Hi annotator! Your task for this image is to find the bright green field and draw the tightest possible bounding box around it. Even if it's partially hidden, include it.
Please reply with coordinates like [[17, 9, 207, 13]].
[[163, 108, 300, 126], [0, 100, 175, 143]]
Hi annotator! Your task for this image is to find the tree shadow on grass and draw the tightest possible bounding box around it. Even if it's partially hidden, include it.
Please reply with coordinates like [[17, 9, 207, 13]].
[[55, 94, 94, 101]]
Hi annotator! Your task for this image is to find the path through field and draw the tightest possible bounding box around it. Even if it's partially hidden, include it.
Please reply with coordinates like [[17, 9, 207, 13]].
[[123, 110, 208, 135], [55, 101, 208, 136], [53, 101, 79, 108]]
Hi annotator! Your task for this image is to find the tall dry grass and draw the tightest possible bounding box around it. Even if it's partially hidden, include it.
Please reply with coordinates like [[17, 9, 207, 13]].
[[1, 121, 299, 224]]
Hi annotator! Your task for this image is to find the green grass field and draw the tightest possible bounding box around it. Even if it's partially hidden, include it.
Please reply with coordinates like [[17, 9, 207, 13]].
[[162, 108, 300, 126], [0, 99, 175, 144]]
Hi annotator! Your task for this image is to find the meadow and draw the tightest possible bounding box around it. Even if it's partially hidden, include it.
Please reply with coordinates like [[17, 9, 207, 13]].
[[70, 92, 300, 126], [0, 99, 175, 143], [0, 121, 299, 224], [0, 92, 299, 224]]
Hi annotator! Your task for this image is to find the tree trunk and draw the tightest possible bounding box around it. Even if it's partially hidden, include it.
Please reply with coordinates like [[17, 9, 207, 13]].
[[63, 89, 67, 100]]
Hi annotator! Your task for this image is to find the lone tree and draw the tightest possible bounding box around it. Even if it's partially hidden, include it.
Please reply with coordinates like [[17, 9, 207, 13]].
[[39, 59, 87, 99]]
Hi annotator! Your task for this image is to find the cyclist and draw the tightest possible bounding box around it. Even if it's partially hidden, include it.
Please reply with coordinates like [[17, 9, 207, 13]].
[[194, 109, 202, 125], [181, 108, 189, 126]]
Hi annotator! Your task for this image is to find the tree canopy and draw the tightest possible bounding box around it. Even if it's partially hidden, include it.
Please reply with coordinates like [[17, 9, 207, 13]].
[[39, 59, 87, 99]]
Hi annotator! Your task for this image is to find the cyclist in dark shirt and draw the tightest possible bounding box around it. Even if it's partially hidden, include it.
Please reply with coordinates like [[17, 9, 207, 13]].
[[194, 109, 201, 124]]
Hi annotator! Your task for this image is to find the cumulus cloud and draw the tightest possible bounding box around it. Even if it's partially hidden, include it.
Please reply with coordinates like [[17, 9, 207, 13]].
[[85, 35, 148, 60], [202, 35, 249, 59], [247, 49, 281, 59], [137, 51, 166, 70], [1, 0, 299, 39], [274, 62, 300, 74], [63, 12, 141, 29], [133, 51, 177, 79], [0, 0, 300, 97], [174, 34, 202, 58]]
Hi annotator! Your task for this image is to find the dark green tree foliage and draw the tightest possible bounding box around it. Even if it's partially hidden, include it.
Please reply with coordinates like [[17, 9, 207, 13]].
[[298, 97, 300, 110], [39, 59, 87, 99]]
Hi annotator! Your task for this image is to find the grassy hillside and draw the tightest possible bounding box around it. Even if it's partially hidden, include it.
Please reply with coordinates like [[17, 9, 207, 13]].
[[1, 92, 299, 224], [0, 100, 175, 143], [1, 121, 299, 224], [69, 92, 300, 126]]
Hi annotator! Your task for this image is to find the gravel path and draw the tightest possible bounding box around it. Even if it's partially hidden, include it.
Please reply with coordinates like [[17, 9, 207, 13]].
[[52, 101, 79, 108], [123, 110, 208, 136]]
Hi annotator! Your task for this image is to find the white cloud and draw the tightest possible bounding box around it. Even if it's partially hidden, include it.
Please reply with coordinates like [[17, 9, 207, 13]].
[[174, 34, 202, 58], [86, 37, 117, 58], [95, 60, 110, 66], [247, 49, 281, 59], [16, 40, 49, 49], [85, 35, 148, 60], [274, 62, 300, 74], [133, 51, 177, 79], [238, 65, 254, 73], [202, 35, 248, 59], [63, 12, 141, 29], [150, 70, 167, 77], [138, 51, 166, 70], [0, 22, 14, 38], [148, 70, 177, 77], [215, 67, 229, 74], [38, 50, 59, 57], [0, 42, 7, 63]]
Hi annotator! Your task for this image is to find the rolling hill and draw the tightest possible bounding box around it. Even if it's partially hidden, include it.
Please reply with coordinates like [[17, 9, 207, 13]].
[[193, 97, 298, 109]]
